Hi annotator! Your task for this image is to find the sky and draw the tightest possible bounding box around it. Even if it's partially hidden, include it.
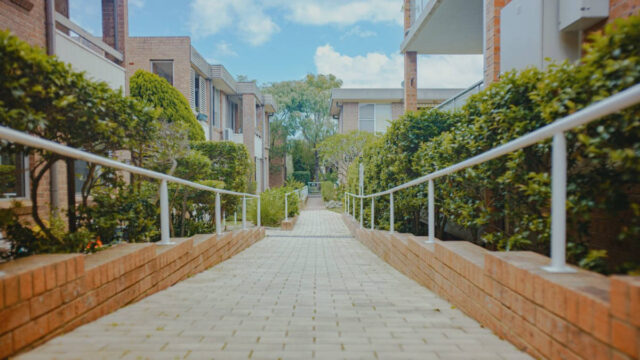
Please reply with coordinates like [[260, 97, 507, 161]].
[[70, 0, 483, 89]]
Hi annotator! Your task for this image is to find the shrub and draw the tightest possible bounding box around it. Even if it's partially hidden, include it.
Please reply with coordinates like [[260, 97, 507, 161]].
[[321, 181, 336, 201], [351, 16, 640, 273], [130, 70, 204, 141], [292, 171, 310, 185], [248, 186, 301, 227]]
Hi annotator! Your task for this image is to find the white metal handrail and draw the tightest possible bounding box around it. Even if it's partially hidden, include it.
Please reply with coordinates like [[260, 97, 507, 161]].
[[345, 83, 640, 273], [0, 125, 260, 244], [284, 187, 307, 221]]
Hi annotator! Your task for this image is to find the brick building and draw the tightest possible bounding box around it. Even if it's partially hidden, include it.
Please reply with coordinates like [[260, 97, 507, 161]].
[[0, 0, 127, 220], [126, 37, 276, 192], [329, 88, 462, 134], [402, 0, 640, 111]]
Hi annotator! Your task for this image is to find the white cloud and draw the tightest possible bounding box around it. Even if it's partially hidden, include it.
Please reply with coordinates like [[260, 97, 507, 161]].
[[275, 0, 402, 26], [189, 0, 279, 46], [216, 41, 238, 57], [189, 0, 400, 46], [341, 25, 377, 39], [314, 44, 484, 89], [129, 0, 145, 9]]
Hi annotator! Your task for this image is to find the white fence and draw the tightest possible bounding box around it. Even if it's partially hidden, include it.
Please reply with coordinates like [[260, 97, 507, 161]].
[[346, 83, 640, 273]]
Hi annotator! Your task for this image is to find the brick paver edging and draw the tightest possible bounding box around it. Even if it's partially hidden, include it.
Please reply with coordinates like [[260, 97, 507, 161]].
[[0, 227, 266, 358], [342, 214, 640, 360]]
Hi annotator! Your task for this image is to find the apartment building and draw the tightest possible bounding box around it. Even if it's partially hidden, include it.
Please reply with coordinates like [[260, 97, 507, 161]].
[[329, 88, 462, 134], [126, 37, 276, 192], [0, 0, 127, 218], [401, 0, 640, 112]]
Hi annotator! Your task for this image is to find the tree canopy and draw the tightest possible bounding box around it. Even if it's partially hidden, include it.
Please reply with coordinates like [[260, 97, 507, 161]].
[[263, 74, 342, 180]]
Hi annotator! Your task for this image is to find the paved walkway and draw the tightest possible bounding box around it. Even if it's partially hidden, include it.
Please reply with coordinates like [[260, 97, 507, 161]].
[[18, 210, 531, 360]]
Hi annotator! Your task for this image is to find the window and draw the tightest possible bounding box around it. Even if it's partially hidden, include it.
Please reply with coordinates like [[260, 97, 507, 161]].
[[358, 103, 392, 133], [151, 60, 173, 85], [75, 160, 90, 195], [358, 104, 375, 132], [0, 152, 27, 199], [194, 72, 200, 111]]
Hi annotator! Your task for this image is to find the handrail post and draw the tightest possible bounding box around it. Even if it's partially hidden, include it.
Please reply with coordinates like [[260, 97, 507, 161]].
[[346, 193, 349, 215], [257, 196, 261, 227], [390, 192, 394, 234], [370, 197, 375, 230], [158, 180, 174, 245], [352, 194, 356, 218], [242, 196, 247, 230], [427, 179, 435, 243], [215, 192, 222, 235], [359, 196, 363, 228], [544, 132, 575, 273], [285, 193, 289, 221]]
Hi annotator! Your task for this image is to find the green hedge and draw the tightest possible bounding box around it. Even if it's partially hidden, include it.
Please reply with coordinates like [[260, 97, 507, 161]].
[[248, 186, 300, 227], [130, 70, 204, 141], [292, 171, 310, 185], [350, 16, 640, 274], [321, 181, 336, 201]]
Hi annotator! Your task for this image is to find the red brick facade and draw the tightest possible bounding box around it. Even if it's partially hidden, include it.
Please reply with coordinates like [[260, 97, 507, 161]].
[[344, 215, 640, 360], [0, 0, 47, 49], [0, 227, 266, 358], [483, 0, 639, 85]]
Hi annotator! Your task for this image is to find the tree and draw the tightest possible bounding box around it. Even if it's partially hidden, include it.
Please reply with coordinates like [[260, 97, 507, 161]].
[[130, 70, 205, 142], [317, 131, 377, 182], [263, 74, 342, 180]]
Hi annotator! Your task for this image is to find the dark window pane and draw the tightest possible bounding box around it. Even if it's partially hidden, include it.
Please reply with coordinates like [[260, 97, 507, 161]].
[[151, 60, 173, 85], [0, 152, 27, 199]]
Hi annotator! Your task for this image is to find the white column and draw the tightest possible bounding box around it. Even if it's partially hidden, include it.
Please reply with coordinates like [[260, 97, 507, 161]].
[[359, 196, 363, 228], [427, 179, 435, 243], [257, 197, 261, 227], [389, 192, 394, 234], [158, 180, 174, 245], [242, 196, 247, 230], [544, 133, 575, 273], [285, 193, 289, 221], [215, 192, 221, 235], [370, 197, 375, 230]]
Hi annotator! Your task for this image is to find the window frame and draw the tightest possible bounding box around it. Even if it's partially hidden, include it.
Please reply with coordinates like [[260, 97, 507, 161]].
[[150, 60, 174, 86], [358, 103, 376, 133], [0, 153, 30, 201]]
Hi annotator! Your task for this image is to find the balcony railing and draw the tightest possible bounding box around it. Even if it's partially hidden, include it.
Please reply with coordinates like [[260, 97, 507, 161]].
[[411, 0, 430, 27], [345, 83, 640, 273], [435, 80, 484, 112], [0, 126, 260, 245]]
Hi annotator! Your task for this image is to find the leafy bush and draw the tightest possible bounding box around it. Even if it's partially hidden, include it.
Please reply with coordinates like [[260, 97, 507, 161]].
[[248, 186, 301, 226], [130, 70, 204, 141], [0, 30, 158, 256], [321, 181, 336, 201], [292, 171, 310, 185], [350, 16, 640, 273]]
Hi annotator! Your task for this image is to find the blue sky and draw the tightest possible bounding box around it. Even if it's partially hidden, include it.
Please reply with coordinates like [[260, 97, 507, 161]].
[[71, 0, 483, 88]]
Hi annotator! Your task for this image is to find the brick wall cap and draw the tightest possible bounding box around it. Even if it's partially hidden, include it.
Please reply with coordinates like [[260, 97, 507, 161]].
[[0, 254, 81, 278], [84, 243, 154, 270]]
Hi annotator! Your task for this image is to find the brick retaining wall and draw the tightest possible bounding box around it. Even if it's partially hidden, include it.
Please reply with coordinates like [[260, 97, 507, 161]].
[[0, 227, 265, 358], [343, 215, 639, 360]]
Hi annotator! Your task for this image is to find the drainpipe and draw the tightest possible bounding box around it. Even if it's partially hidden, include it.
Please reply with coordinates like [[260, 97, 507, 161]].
[[46, 0, 59, 210]]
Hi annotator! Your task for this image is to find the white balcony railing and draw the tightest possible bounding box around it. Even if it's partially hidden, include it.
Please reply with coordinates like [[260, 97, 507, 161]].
[[346, 83, 640, 274], [224, 128, 244, 144], [435, 80, 484, 112], [54, 12, 125, 90]]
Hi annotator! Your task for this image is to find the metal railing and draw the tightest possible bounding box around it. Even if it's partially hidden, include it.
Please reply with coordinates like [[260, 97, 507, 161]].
[[0, 126, 260, 245], [346, 83, 640, 273], [54, 12, 123, 62], [284, 186, 308, 221], [435, 80, 484, 112]]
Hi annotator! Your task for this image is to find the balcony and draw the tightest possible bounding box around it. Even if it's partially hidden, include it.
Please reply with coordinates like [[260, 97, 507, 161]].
[[54, 12, 125, 90], [224, 128, 244, 145], [401, 0, 483, 54], [434, 80, 483, 112], [254, 135, 263, 159]]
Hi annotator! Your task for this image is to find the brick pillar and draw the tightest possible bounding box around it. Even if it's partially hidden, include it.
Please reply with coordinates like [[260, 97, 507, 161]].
[[403, 0, 417, 112], [484, 0, 510, 85], [101, 0, 127, 65], [404, 52, 418, 112]]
